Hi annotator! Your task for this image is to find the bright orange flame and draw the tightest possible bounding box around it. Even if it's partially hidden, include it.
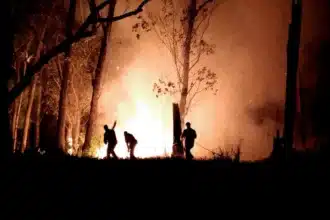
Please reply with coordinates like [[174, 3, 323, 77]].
[[95, 69, 174, 159]]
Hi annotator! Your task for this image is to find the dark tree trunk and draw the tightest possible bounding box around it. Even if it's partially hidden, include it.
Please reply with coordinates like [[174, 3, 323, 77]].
[[179, 0, 196, 125], [283, 0, 302, 155], [83, 0, 117, 154], [56, 0, 77, 152]]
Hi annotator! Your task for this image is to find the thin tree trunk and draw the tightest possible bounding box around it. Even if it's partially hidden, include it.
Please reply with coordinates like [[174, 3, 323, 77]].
[[20, 18, 48, 153], [83, 0, 117, 154], [72, 110, 81, 154], [21, 76, 37, 152], [13, 93, 23, 152], [72, 75, 81, 154], [56, 0, 77, 152], [11, 61, 21, 151], [179, 0, 196, 124], [13, 40, 33, 152], [66, 122, 73, 148], [35, 72, 42, 149]]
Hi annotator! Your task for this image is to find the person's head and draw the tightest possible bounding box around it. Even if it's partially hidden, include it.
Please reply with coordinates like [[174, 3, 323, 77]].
[[186, 122, 191, 128], [104, 125, 108, 130], [124, 131, 128, 136]]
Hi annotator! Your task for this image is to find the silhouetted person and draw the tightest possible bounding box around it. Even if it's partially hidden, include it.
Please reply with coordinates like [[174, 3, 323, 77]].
[[124, 131, 137, 159], [181, 122, 197, 160], [104, 121, 118, 159]]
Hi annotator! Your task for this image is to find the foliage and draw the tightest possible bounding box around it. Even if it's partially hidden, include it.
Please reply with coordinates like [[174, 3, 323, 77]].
[[212, 139, 242, 162], [212, 147, 240, 162], [133, 0, 219, 116]]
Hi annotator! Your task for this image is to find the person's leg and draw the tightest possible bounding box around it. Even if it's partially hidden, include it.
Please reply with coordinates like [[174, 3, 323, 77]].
[[186, 146, 193, 160], [130, 142, 136, 159], [111, 148, 118, 159], [106, 144, 111, 159], [188, 149, 194, 159]]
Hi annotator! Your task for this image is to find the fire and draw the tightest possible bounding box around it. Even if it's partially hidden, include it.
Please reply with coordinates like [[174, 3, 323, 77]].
[[95, 99, 173, 159], [95, 69, 174, 159]]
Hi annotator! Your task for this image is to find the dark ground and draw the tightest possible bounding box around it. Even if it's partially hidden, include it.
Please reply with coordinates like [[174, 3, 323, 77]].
[[1, 152, 329, 218]]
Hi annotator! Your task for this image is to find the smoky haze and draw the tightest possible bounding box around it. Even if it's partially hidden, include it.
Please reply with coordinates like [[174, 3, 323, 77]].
[[91, 0, 329, 161]]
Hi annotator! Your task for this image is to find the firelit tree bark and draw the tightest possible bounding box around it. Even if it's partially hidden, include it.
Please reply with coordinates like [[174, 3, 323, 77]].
[[56, 0, 77, 152], [72, 109, 81, 153], [11, 61, 23, 152], [13, 39, 33, 151], [83, 0, 117, 154], [21, 21, 48, 153], [21, 76, 37, 152]]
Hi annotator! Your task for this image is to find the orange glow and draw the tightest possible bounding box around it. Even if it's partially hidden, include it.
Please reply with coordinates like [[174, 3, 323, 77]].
[[95, 68, 174, 159]]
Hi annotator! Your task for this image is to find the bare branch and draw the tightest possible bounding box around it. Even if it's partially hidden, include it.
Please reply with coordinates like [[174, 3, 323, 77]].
[[52, 71, 61, 89], [98, 0, 150, 23], [189, 3, 215, 71], [8, 0, 150, 105], [196, 0, 214, 14]]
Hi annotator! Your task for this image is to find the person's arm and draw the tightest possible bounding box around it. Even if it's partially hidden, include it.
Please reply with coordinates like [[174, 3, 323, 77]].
[[194, 130, 197, 139], [180, 130, 186, 140], [111, 120, 117, 129], [104, 134, 108, 144]]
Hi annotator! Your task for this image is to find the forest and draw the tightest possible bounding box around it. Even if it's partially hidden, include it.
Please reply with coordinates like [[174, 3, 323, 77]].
[[2, 0, 330, 215], [3, 0, 330, 161]]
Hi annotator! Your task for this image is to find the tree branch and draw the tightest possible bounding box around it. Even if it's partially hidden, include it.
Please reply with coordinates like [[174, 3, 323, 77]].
[[196, 0, 214, 14], [186, 80, 206, 114], [189, 2, 215, 71], [8, 0, 150, 105], [98, 0, 150, 23]]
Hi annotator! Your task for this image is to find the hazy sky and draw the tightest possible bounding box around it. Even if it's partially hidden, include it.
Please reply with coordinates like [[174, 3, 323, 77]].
[[96, 0, 330, 161]]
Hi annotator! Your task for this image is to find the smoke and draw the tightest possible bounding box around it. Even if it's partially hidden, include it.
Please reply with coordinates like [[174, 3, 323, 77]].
[[92, 0, 330, 161]]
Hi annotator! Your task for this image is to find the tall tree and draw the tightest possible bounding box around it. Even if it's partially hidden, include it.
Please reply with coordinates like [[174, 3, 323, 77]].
[[55, 0, 77, 152], [134, 0, 220, 123], [21, 17, 49, 153], [6, 0, 149, 156], [8, 0, 150, 105], [11, 39, 33, 152], [82, 0, 117, 154]]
